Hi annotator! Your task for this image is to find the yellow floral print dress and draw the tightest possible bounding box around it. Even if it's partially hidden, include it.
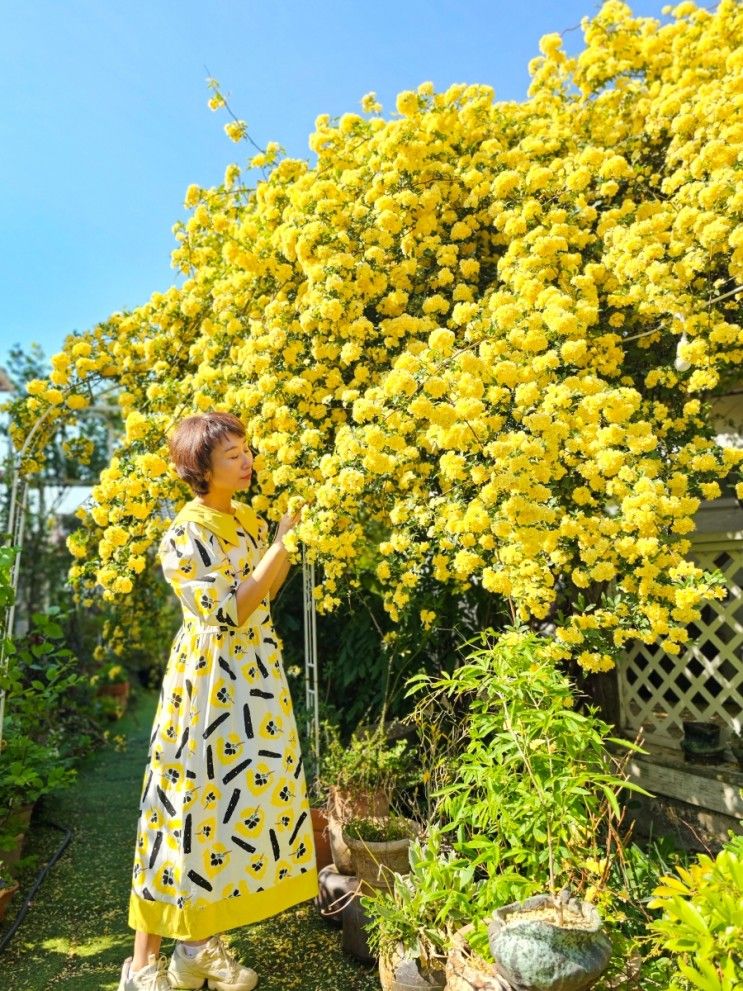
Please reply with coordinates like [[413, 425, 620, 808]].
[[128, 498, 318, 940]]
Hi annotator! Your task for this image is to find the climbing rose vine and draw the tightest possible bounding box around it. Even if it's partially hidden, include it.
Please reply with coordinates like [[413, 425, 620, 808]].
[[7, 0, 743, 672]]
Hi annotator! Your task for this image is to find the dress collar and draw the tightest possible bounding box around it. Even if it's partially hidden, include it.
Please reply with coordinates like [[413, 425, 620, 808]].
[[174, 498, 259, 547]]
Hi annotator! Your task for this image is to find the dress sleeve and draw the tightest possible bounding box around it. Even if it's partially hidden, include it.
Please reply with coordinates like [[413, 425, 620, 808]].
[[158, 521, 240, 628]]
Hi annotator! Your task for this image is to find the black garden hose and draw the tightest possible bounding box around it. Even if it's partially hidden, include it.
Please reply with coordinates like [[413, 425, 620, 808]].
[[0, 819, 72, 956]]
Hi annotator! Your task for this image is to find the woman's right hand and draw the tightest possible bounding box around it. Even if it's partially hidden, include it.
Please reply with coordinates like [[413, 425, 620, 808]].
[[274, 502, 305, 541]]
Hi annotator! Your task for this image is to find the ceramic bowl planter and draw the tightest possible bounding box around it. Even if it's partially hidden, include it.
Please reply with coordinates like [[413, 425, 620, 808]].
[[342, 817, 422, 893], [487, 893, 612, 991], [445, 923, 512, 991], [682, 720, 724, 764], [379, 942, 447, 991], [327, 785, 390, 875]]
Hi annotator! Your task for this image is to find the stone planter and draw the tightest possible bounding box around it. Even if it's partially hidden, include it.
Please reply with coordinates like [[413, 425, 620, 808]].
[[342, 818, 422, 892], [487, 894, 612, 991], [326, 785, 389, 875], [446, 924, 512, 991], [311, 806, 334, 870], [379, 941, 447, 991]]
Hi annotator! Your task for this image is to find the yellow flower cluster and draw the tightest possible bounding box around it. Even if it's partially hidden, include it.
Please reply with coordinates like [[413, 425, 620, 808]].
[[8, 1, 743, 670]]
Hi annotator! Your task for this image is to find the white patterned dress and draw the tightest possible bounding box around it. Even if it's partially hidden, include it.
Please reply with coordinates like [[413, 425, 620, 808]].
[[127, 498, 318, 939]]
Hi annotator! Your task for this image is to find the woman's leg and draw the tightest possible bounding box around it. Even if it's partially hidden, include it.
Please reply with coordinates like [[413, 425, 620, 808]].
[[132, 930, 163, 971]]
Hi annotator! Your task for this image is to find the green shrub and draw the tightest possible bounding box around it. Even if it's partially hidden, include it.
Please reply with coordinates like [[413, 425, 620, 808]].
[[363, 625, 646, 963], [407, 625, 644, 904], [648, 833, 743, 991], [317, 718, 418, 801]]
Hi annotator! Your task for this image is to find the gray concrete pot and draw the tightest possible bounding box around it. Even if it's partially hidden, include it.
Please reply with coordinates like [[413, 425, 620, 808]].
[[379, 942, 447, 990], [487, 894, 612, 991]]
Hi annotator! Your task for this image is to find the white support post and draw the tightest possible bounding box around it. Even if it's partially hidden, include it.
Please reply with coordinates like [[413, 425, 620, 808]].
[[302, 542, 320, 781]]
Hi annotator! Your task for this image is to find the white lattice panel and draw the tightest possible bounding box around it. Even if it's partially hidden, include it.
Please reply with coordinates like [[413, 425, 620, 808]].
[[619, 536, 743, 748]]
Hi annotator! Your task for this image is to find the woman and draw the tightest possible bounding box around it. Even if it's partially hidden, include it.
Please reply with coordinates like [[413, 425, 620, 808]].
[[119, 411, 319, 991]]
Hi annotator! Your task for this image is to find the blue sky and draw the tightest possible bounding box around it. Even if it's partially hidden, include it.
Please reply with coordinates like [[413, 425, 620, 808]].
[[1, 0, 665, 376]]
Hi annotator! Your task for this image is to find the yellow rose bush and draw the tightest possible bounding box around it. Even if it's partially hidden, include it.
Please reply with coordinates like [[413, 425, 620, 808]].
[[6, 0, 743, 672]]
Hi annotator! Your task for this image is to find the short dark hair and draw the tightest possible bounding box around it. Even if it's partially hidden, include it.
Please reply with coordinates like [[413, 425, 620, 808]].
[[168, 412, 247, 495]]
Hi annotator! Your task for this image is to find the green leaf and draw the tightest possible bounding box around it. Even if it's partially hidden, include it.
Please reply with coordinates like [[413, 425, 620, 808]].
[[670, 895, 712, 937]]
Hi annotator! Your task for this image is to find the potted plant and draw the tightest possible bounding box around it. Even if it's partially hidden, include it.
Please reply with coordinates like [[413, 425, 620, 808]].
[[362, 826, 461, 991], [0, 863, 19, 924], [0, 718, 78, 870], [342, 814, 423, 893], [486, 890, 612, 991], [94, 660, 130, 717], [318, 719, 417, 874], [681, 718, 724, 764], [399, 626, 646, 991]]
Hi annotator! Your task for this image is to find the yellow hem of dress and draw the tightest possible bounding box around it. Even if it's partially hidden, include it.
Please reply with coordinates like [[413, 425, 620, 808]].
[[128, 868, 320, 940]]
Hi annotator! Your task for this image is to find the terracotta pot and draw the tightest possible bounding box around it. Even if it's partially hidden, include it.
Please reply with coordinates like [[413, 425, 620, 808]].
[[326, 785, 389, 875], [0, 879, 20, 923], [487, 894, 612, 991], [379, 942, 447, 991], [97, 680, 130, 720], [97, 681, 130, 702], [342, 818, 422, 892], [2, 801, 34, 834], [446, 924, 512, 991], [0, 830, 26, 872], [311, 806, 334, 870], [13, 801, 35, 831]]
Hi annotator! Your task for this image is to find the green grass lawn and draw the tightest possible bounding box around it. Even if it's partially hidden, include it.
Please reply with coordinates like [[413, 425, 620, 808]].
[[0, 690, 380, 991]]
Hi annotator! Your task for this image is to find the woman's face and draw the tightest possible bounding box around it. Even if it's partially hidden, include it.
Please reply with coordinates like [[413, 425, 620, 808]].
[[205, 432, 253, 494]]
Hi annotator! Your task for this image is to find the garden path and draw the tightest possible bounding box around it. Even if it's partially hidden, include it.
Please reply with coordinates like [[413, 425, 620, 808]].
[[0, 690, 380, 991]]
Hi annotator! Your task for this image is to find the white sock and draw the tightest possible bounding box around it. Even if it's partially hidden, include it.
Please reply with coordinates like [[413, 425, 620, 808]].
[[181, 940, 207, 957]]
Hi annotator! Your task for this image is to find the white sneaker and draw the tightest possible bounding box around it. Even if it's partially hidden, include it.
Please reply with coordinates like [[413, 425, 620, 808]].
[[118, 953, 171, 991], [167, 935, 258, 991]]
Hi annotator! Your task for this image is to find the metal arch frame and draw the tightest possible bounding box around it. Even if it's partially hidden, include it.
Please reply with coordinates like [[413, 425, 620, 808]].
[[0, 402, 59, 748], [0, 399, 120, 748]]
